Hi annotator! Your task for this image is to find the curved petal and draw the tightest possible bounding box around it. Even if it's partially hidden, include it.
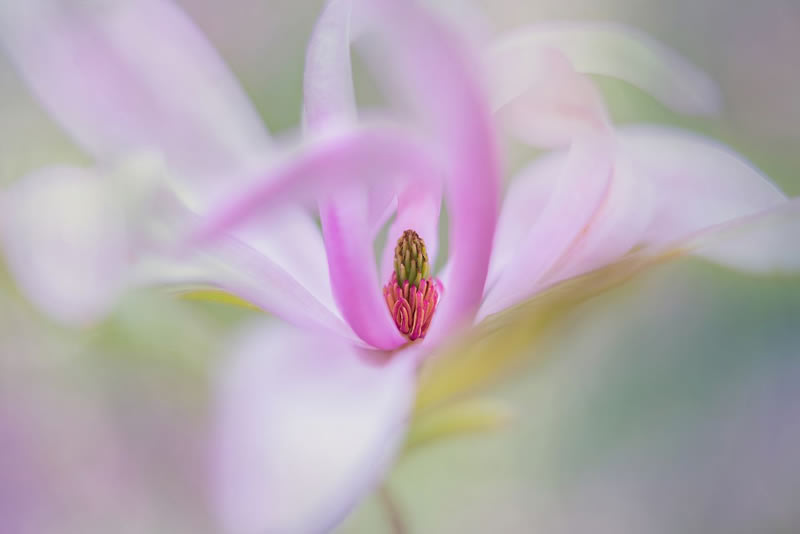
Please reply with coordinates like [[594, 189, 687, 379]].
[[304, 0, 401, 236], [540, 148, 655, 285], [479, 135, 613, 319], [0, 166, 130, 324], [486, 147, 652, 295], [486, 153, 562, 289], [684, 197, 800, 273], [617, 126, 787, 245], [489, 127, 789, 309], [0, 0, 339, 324], [488, 46, 611, 148], [188, 235, 359, 343], [304, 0, 450, 348], [318, 198, 408, 349], [230, 211, 339, 322], [303, 0, 501, 342], [489, 22, 721, 116], [215, 321, 417, 534], [187, 123, 443, 349], [0, 0, 269, 206], [303, 0, 358, 127], [354, 0, 501, 340]]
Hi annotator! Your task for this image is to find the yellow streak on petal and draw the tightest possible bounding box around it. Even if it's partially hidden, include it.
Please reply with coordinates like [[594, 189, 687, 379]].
[[403, 398, 512, 454], [415, 247, 685, 414], [177, 287, 262, 311]]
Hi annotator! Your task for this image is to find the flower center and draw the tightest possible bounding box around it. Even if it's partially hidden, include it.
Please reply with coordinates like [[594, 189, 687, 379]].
[[383, 230, 441, 341]]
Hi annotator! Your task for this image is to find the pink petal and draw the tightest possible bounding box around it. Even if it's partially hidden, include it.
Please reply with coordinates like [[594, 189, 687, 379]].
[[489, 22, 721, 116], [187, 124, 442, 349], [0, 0, 269, 207], [303, 1, 419, 350], [304, 0, 434, 349], [487, 46, 611, 148], [1, 0, 335, 325], [537, 148, 655, 285], [479, 135, 613, 319], [304, 0, 500, 341], [320, 198, 408, 349], [618, 126, 787, 246], [215, 321, 417, 534], [304, 0, 400, 237], [353, 0, 502, 339], [0, 166, 130, 324], [303, 0, 358, 128]]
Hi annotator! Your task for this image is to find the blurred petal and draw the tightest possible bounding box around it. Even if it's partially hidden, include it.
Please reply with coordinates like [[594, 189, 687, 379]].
[[304, 0, 398, 236], [480, 135, 613, 318], [685, 197, 800, 273], [304, 0, 357, 127], [490, 22, 721, 115], [0, 0, 269, 206], [542, 149, 655, 284], [488, 46, 610, 148], [191, 235, 358, 342], [188, 123, 441, 349], [0, 0, 332, 317], [618, 126, 787, 245], [0, 166, 130, 324], [492, 127, 789, 293], [230, 210, 339, 322], [215, 321, 417, 534], [486, 154, 560, 289]]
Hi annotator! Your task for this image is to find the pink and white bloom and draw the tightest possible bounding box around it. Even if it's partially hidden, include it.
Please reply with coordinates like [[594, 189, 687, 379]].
[[1, 0, 799, 532]]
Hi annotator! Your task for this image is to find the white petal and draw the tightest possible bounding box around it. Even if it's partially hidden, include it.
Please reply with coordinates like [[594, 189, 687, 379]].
[[0, 0, 269, 207], [193, 233, 358, 342], [487, 46, 610, 148], [617, 126, 787, 245], [231, 210, 339, 322], [542, 148, 655, 284], [215, 321, 417, 533], [479, 135, 613, 318], [686, 197, 800, 273], [0, 166, 130, 324], [490, 22, 721, 115]]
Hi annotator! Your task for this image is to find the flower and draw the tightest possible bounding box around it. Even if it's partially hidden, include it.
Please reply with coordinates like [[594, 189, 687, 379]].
[[1, 0, 798, 533]]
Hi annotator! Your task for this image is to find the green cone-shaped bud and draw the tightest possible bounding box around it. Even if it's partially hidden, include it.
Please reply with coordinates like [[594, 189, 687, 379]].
[[393, 229, 430, 287]]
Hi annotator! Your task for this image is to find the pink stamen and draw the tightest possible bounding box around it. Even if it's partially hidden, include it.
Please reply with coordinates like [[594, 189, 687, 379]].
[[383, 271, 441, 341]]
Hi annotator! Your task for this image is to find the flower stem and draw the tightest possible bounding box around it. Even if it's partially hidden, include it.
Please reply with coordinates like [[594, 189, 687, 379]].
[[378, 484, 408, 534]]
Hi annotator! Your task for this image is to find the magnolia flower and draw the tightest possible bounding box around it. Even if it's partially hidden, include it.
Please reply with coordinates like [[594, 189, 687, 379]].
[[1, 0, 798, 533]]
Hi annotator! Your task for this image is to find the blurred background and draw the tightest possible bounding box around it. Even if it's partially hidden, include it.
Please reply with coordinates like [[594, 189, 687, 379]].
[[1, 0, 799, 532]]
